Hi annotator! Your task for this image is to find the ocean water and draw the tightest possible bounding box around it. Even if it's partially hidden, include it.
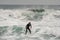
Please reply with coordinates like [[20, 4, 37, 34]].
[[0, 5, 60, 40]]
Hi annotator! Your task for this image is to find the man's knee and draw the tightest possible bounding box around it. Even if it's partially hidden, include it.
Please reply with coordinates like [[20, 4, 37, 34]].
[[29, 29, 31, 32]]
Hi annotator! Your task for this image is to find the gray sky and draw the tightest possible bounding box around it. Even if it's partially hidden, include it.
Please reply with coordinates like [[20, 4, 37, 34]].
[[0, 0, 60, 5]]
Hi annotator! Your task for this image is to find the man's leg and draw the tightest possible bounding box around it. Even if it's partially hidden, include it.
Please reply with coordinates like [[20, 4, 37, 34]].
[[25, 29, 27, 34], [28, 28, 31, 34]]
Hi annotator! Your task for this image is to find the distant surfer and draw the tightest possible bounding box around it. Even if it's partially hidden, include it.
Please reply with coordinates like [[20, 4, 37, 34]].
[[25, 22, 32, 34]]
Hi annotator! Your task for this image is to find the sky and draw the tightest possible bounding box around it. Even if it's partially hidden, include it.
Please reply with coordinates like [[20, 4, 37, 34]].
[[0, 0, 60, 5]]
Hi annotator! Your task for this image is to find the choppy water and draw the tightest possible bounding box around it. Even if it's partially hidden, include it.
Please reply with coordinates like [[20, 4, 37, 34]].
[[0, 5, 60, 40]]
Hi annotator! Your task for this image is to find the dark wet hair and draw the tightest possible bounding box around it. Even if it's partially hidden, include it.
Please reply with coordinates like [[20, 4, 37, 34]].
[[28, 22, 31, 24]]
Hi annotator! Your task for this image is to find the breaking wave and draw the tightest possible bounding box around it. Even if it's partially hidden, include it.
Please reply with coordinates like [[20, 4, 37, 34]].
[[0, 8, 60, 40]]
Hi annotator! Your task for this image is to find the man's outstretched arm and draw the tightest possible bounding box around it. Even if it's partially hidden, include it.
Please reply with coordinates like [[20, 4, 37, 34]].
[[30, 24, 32, 28]]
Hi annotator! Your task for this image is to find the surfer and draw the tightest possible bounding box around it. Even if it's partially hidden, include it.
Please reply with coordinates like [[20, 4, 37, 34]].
[[25, 22, 32, 34]]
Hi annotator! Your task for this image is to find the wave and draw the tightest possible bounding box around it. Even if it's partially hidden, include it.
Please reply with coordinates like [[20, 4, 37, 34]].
[[28, 8, 45, 12], [0, 9, 45, 21], [0, 8, 60, 40]]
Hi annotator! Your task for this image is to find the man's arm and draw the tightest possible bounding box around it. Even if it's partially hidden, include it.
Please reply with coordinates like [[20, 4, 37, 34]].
[[30, 24, 32, 28]]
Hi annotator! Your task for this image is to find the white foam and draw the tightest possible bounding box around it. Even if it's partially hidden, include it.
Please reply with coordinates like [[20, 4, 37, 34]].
[[0, 9, 60, 40]]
